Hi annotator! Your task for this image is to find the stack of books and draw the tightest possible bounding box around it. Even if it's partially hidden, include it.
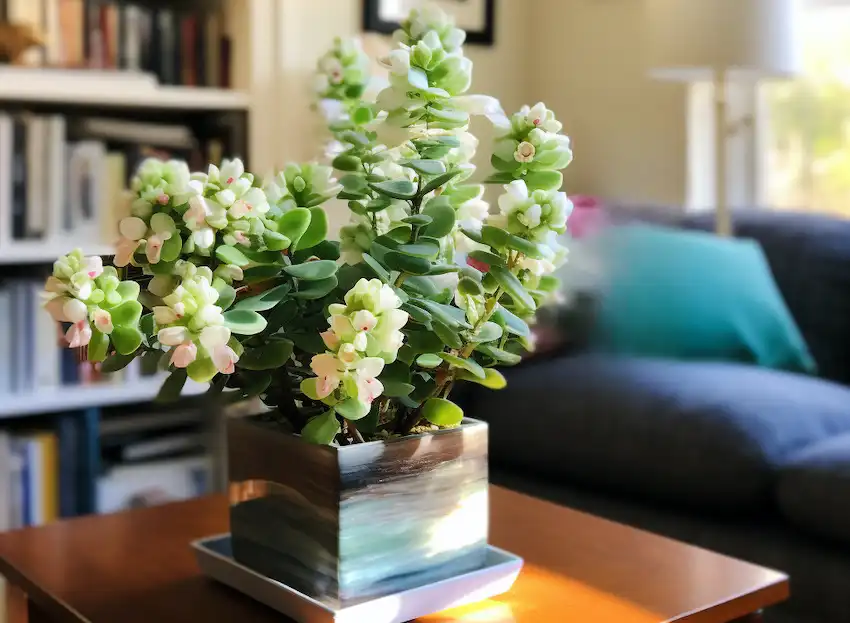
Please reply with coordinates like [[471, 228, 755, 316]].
[[0, 278, 155, 395], [0, 112, 223, 257], [3, 0, 232, 88]]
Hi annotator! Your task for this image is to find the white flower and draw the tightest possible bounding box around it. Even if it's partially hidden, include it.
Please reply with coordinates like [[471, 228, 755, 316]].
[[65, 319, 91, 348], [63, 298, 88, 323], [518, 255, 556, 276], [91, 309, 114, 334], [451, 95, 504, 122], [311, 352, 344, 398], [158, 326, 190, 346], [114, 237, 140, 268], [380, 49, 411, 76], [514, 141, 536, 163], [170, 341, 197, 368], [200, 325, 238, 374]]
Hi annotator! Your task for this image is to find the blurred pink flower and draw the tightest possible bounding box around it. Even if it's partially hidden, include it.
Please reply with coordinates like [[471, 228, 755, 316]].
[[567, 195, 608, 239]]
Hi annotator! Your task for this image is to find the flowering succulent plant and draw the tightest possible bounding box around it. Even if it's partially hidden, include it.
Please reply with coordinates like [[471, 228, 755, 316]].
[[42, 4, 572, 445]]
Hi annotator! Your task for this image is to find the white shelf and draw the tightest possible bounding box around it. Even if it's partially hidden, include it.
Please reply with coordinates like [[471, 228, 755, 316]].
[[0, 376, 208, 418], [0, 67, 250, 111], [0, 242, 115, 266]]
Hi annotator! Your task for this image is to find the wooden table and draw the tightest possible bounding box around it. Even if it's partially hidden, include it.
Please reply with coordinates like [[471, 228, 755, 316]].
[[0, 486, 788, 623]]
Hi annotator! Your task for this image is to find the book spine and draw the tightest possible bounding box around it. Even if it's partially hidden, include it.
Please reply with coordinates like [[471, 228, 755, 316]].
[[0, 113, 12, 249], [84, 0, 103, 68], [33, 282, 61, 390], [204, 11, 221, 89], [123, 3, 141, 72], [11, 117, 28, 240], [56, 413, 80, 517], [180, 12, 196, 87], [25, 116, 47, 239], [158, 9, 175, 85], [19, 439, 31, 526], [46, 115, 67, 238]]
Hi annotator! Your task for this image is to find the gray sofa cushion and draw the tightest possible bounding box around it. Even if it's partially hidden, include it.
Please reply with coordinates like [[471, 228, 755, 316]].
[[777, 434, 850, 546], [465, 354, 850, 513]]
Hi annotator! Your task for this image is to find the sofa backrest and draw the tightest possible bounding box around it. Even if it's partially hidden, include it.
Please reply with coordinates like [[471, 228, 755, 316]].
[[603, 206, 850, 386]]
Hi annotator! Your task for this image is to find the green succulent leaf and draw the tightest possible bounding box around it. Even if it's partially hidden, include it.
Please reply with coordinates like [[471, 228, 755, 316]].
[[156, 368, 188, 402], [87, 329, 109, 362], [468, 321, 503, 343], [432, 320, 463, 349], [110, 300, 143, 328], [480, 225, 510, 249], [490, 265, 536, 310], [335, 398, 371, 421], [493, 304, 531, 337], [468, 250, 506, 268], [402, 159, 446, 176], [458, 277, 484, 296], [292, 239, 340, 263], [539, 275, 561, 292], [483, 171, 518, 185], [111, 326, 143, 355], [223, 309, 268, 335], [524, 170, 563, 192], [384, 251, 432, 276], [332, 154, 361, 171], [402, 214, 433, 227], [420, 170, 463, 196], [101, 351, 136, 373], [397, 241, 440, 259], [232, 283, 291, 312], [416, 353, 442, 368], [302, 410, 341, 444], [216, 245, 252, 267], [214, 284, 237, 311], [402, 302, 432, 325], [381, 381, 416, 397], [340, 174, 369, 192], [421, 198, 456, 238], [476, 343, 523, 365], [290, 275, 339, 300], [283, 260, 338, 281], [438, 352, 486, 379], [278, 208, 312, 248], [490, 155, 522, 172], [456, 367, 507, 389], [422, 397, 464, 427], [369, 179, 417, 200], [290, 332, 327, 354], [237, 339, 294, 370], [505, 234, 544, 259], [298, 207, 329, 250], [361, 253, 391, 283], [262, 230, 291, 251], [242, 265, 283, 282]]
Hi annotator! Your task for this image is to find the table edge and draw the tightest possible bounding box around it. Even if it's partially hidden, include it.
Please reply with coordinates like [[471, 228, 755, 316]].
[[669, 573, 790, 622]]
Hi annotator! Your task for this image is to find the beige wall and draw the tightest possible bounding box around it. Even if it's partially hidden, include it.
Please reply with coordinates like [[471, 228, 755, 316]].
[[265, 0, 688, 207], [529, 0, 687, 205]]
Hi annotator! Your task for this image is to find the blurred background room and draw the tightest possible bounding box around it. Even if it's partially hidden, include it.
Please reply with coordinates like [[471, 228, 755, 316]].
[[1, 1, 849, 622]]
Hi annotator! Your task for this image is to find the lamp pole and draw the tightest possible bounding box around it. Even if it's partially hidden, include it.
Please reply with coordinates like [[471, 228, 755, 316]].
[[714, 68, 732, 237]]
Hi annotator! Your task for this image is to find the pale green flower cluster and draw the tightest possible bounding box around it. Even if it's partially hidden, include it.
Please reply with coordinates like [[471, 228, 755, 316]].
[[302, 279, 409, 416], [43, 250, 143, 359], [492, 102, 573, 173], [264, 163, 342, 214], [153, 274, 239, 381], [314, 37, 371, 104]]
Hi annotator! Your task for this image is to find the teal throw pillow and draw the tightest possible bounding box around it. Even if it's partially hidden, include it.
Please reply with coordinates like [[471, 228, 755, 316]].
[[591, 224, 817, 373]]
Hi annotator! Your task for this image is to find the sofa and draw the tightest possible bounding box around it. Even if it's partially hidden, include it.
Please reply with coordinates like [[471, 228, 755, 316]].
[[462, 209, 850, 623]]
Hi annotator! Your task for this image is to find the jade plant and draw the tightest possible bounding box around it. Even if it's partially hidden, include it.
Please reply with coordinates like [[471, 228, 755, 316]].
[[42, 4, 572, 445]]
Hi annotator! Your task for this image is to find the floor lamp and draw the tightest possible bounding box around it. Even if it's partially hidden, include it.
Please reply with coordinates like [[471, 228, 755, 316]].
[[644, 0, 801, 236]]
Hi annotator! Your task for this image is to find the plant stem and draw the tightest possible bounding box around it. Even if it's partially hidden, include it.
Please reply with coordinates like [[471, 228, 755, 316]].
[[347, 419, 365, 443]]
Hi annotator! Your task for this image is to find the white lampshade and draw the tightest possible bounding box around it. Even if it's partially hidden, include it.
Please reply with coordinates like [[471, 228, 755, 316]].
[[645, 0, 802, 81]]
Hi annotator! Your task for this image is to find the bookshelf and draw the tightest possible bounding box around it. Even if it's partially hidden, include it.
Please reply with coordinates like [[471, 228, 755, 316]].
[[0, 70, 251, 111], [0, 377, 209, 419], [0, 2, 292, 558]]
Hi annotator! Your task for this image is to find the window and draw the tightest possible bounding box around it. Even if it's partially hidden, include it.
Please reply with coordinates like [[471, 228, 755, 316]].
[[762, 0, 850, 216]]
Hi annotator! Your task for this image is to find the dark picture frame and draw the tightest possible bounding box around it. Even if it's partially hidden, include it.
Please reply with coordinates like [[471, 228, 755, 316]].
[[363, 0, 496, 46]]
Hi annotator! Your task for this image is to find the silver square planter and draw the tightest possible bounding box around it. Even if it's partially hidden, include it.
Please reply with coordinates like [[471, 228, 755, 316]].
[[227, 416, 489, 609]]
